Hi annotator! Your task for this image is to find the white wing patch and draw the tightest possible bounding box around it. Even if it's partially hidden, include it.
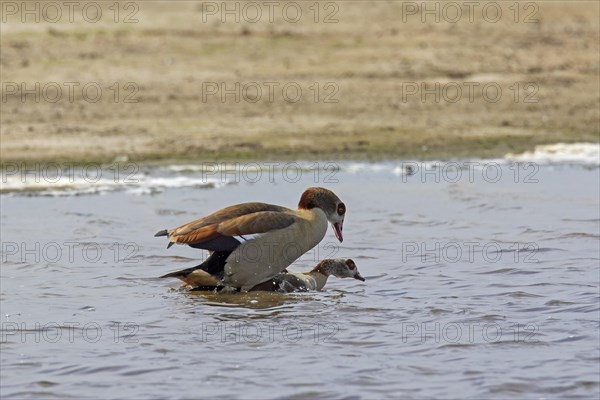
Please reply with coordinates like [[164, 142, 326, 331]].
[[236, 233, 261, 242]]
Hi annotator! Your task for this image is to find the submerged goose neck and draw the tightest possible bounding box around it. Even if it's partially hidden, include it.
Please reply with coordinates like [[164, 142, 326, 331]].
[[309, 260, 336, 290], [305, 270, 329, 291]]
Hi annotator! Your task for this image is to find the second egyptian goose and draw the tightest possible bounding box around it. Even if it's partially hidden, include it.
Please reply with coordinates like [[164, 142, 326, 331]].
[[162, 259, 365, 293], [249, 259, 365, 292], [155, 187, 346, 291]]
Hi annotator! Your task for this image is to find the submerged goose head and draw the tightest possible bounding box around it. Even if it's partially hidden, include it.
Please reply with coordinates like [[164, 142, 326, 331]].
[[298, 187, 346, 242], [312, 258, 365, 282]]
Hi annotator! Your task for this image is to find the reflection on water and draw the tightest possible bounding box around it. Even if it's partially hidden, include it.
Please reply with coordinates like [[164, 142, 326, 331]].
[[188, 290, 305, 310], [1, 161, 599, 399]]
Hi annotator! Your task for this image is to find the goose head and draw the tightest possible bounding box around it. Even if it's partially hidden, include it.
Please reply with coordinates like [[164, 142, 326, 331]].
[[313, 258, 365, 281], [298, 187, 346, 242]]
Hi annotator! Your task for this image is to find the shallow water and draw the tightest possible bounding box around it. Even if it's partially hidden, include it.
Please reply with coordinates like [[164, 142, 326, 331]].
[[1, 159, 599, 399]]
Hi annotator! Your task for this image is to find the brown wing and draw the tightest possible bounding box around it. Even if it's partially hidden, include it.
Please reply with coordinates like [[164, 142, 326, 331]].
[[170, 202, 289, 236], [166, 203, 295, 249]]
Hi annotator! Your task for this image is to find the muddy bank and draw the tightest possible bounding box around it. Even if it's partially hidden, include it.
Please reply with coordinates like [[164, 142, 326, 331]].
[[1, 1, 598, 164]]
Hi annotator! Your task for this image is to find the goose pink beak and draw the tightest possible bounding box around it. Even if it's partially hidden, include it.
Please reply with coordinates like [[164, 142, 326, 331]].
[[332, 222, 343, 242], [354, 272, 365, 282]]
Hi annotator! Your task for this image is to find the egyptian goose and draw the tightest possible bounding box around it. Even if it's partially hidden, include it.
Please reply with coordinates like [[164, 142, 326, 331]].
[[249, 259, 365, 292], [155, 187, 346, 291], [161, 259, 365, 293]]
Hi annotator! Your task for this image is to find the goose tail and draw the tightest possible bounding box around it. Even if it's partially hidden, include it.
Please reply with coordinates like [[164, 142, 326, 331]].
[[160, 266, 198, 279]]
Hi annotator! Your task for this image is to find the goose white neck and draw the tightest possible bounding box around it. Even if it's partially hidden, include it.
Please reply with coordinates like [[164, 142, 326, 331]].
[[305, 271, 329, 291]]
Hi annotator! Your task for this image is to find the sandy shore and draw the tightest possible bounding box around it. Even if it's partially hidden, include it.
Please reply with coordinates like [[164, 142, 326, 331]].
[[1, 1, 598, 165]]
